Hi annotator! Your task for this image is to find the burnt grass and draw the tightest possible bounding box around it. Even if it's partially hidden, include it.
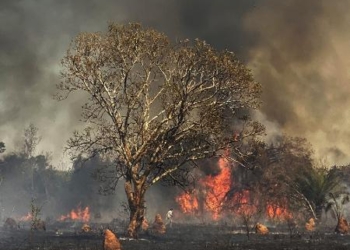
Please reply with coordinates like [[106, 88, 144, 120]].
[[1, 223, 350, 250]]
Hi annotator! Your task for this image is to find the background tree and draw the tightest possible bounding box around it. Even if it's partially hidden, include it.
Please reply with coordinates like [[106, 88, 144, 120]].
[[293, 165, 348, 222], [58, 23, 263, 238], [22, 123, 41, 159], [0, 142, 5, 186], [0, 142, 5, 154], [224, 136, 314, 226], [21, 124, 42, 198], [326, 192, 350, 232], [239, 136, 349, 225]]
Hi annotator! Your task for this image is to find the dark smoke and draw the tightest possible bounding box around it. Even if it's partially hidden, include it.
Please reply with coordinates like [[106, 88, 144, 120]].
[[1, 1, 350, 219]]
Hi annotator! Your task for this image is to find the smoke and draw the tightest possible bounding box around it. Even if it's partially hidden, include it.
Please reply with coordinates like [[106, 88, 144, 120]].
[[245, 0, 350, 165], [0, 0, 133, 166], [3, 0, 350, 227], [1, 0, 350, 168]]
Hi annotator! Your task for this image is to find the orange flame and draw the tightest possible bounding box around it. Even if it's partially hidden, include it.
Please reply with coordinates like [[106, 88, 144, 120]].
[[203, 158, 231, 220], [59, 205, 90, 222], [266, 203, 292, 220], [176, 157, 231, 220], [19, 212, 33, 221], [176, 154, 293, 221], [175, 192, 199, 214], [225, 189, 259, 217]]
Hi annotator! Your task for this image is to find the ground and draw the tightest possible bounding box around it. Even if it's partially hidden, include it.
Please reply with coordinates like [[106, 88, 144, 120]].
[[1, 223, 350, 250]]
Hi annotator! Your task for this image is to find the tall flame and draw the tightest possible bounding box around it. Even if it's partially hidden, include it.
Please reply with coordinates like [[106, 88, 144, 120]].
[[176, 157, 231, 220], [175, 192, 199, 214], [203, 158, 231, 220], [176, 156, 292, 222]]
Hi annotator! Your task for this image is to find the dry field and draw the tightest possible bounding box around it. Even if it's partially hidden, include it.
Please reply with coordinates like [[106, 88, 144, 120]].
[[1, 223, 350, 250]]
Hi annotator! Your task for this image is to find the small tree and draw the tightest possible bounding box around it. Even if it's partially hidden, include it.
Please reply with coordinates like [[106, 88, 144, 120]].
[[29, 198, 42, 230], [0, 142, 5, 154], [57, 23, 262, 238], [22, 124, 42, 198], [325, 192, 350, 232], [226, 189, 263, 239], [243, 136, 318, 221], [0, 142, 5, 186], [22, 124, 41, 159]]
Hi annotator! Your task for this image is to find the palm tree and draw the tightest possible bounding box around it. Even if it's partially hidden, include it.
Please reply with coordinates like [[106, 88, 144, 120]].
[[294, 166, 348, 221]]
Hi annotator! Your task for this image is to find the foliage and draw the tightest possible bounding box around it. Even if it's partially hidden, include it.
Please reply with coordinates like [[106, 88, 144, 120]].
[[58, 22, 262, 185], [325, 193, 350, 222], [233, 136, 349, 222], [293, 165, 348, 220], [228, 136, 313, 209], [29, 198, 43, 231], [57, 22, 263, 237]]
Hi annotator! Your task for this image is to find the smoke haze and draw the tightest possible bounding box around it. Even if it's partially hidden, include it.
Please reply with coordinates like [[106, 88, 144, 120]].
[[1, 0, 350, 167], [246, 0, 350, 164]]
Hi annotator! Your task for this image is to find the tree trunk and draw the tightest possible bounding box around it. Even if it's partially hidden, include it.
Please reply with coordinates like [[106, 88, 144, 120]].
[[315, 206, 323, 220], [124, 178, 146, 239]]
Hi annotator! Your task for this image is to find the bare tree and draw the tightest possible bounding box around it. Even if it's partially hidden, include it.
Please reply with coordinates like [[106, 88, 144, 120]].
[[22, 124, 42, 198], [57, 23, 263, 238], [22, 123, 42, 159]]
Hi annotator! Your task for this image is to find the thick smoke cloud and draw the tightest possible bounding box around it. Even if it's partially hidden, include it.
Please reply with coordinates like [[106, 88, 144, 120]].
[[0, 0, 257, 166], [0, 0, 129, 165], [245, 0, 350, 164], [1, 0, 350, 168]]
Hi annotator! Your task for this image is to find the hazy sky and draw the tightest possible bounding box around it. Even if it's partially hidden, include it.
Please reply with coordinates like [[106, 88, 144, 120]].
[[1, 0, 350, 167]]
